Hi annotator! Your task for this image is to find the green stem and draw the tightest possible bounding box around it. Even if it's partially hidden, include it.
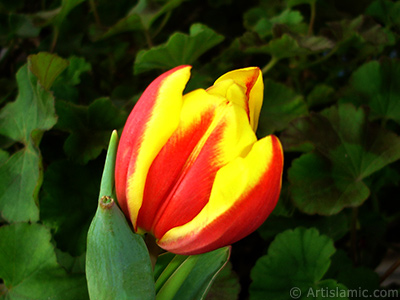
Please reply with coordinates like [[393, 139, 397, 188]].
[[89, 0, 102, 27], [155, 255, 188, 293], [144, 29, 154, 48], [50, 27, 59, 53], [156, 255, 200, 300], [152, 11, 172, 39], [261, 56, 279, 75], [300, 45, 339, 69], [146, 234, 162, 270]]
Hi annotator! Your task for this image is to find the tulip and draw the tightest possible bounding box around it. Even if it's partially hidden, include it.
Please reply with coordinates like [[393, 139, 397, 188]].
[[115, 65, 283, 255]]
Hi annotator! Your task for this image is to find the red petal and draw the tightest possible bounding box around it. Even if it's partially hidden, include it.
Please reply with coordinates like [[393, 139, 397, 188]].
[[159, 135, 283, 255], [115, 65, 190, 218]]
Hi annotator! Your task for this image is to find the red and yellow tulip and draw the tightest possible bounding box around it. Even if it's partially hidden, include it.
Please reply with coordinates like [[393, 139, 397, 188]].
[[115, 65, 283, 255]]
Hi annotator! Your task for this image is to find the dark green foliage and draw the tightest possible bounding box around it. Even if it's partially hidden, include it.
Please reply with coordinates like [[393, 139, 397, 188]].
[[0, 0, 399, 299]]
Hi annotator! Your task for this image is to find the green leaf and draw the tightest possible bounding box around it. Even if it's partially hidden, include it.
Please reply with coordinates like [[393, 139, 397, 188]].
[[287, 0, 316, 7], [52, 56, 92, 103], [128, 0, 187, 30], [249, 227, 348, 300], [8, 13, 41, 38], [51, 0, 86, 28], [366, 0, 400, 28], [0, 149, 8, 164], [29, 52, 69, 91], [0, 144, 42, 222], [244, 8, 305, 38], [246, 33, 333, 61], [283, 104, 400, 215], [0, 223, 89, 300], [297, 35, 335, 52], [243, 8, 273, 38], [258, 212, 350, 242], [0, 53, 66, 222], [247, 34, 307, 59], [0, 54, 65, 144], [205, 262, 240, 300], [134, 23, 224, 74], [327, 250, 380, 297], [40, 159, 102, 255], [55, 97, 127, 164], [257, 78, 308, 136], [289, 152, 370, 215], [306, 84, 335, 108], [154, 247, 231, 300], [350, 60, 400, 124], [157, 255, 201, 300], [97, 0, 186, 40], [86, 199, 155, 300], [326, 15, 391, 48], [56, 56, 91, 87], [98, 13, 142, 40]]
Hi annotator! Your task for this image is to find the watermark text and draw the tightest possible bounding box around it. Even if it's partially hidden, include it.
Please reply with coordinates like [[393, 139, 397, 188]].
[[289, 286, 398, 299]]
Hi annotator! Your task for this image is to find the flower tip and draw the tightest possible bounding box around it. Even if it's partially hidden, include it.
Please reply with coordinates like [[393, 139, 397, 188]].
[[172, 64, 192, 73]]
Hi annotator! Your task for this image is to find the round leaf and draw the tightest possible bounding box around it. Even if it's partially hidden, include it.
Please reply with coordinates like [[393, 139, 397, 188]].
[[250, 227, 347, 300]]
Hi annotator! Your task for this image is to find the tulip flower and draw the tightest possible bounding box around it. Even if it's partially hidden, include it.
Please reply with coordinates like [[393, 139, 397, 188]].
[[115, 65, 283, 255]]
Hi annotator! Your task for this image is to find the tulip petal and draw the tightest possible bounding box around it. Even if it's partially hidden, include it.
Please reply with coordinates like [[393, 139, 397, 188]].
[[138, 88, 258, 237], [115, 65, 191, 229], [157, 135, 283, 255], [209, 67, 263, 131]]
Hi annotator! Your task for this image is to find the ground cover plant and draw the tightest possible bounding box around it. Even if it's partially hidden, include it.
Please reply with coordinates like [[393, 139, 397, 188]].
[[0, 0, 400, 299]]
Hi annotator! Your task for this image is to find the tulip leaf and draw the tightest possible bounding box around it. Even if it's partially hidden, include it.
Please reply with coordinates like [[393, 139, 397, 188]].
[[249, 227, 348, 300], [283, 104, 400, 215], [350, 60, 400, 124], [0, 53, 66, 222], [99, 130, 118, 198], [154, 247, 231, 300], [86, 131, 155, 300], [156, 255, 200, 300], [258, 78, 308, 136], [55, 97, 127, 164], [0, 223, 89, 300], [134, 23, 224, 74], [86, 197, 155, 300], [155, 254, 188, 293]]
